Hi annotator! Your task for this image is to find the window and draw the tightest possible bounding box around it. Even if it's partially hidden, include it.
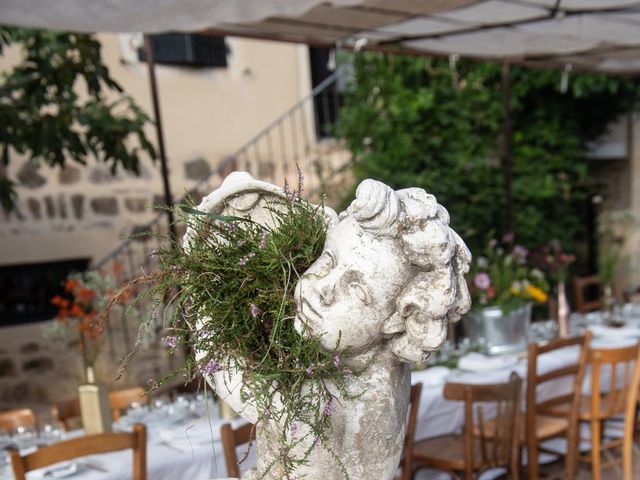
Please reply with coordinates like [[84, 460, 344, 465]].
[[0, 259, 89, 327], [138, 33, 228, 68]]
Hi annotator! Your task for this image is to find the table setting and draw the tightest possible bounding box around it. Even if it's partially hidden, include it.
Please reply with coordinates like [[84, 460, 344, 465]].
[[1, 393, 254, 480]]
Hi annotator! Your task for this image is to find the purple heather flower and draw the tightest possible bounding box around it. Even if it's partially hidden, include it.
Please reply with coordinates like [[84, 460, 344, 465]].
[[203, 359, 221, 375], [333, 355, 341, 368], [305, 365, 314, 377], [250, 303, 260, 318], [289, 422, 298, 437], [163, 335, 178, 349], [259, 231, 269, 249], [323, 401, 333, 417], [474, 272, 491, 290], [502, 231, 515, 243]]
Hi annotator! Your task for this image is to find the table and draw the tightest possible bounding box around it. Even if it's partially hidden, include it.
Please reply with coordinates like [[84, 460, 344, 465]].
[[410, 324, 640, 479], [0, 403, 254, 480]]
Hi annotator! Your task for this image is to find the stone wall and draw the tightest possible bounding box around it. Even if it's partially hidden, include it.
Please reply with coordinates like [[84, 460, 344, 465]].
[[0, 310, 183, 420]]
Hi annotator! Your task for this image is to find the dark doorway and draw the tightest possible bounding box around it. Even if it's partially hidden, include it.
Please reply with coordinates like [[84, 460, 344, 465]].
[[309, 47, 342, 139]]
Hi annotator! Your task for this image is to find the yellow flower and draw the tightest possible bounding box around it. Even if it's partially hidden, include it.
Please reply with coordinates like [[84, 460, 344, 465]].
[[526, 284, 548, 303]]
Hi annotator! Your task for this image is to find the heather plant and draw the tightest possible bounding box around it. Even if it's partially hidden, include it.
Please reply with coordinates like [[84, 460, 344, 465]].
[[106, 181, 355, 478]]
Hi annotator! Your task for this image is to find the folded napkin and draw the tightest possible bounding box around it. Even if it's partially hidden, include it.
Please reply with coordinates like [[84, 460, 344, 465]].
[[588, 324, 640, 339], [411, 366, 451, 387], [457, 352, 519, 373]]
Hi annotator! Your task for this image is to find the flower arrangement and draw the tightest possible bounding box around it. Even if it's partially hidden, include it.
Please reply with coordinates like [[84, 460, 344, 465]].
[[469, 235, 549, 311], [530, 239, 576, 283], [51, 265, 130, 370], [108, 180, 354, 478]]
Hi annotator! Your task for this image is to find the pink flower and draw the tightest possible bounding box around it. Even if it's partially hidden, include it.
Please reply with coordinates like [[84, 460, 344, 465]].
[[250, 303, 260, 318], [474, 272, 491, 290]]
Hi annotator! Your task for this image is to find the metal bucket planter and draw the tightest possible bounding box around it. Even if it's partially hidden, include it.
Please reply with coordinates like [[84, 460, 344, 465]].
[[463, 303, 532, 355]]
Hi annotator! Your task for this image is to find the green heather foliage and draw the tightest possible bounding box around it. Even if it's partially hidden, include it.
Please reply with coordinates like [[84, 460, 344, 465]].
[[0, 27, 156, 210], [338, 54, 640, 255], [116, 186, 353, 477]]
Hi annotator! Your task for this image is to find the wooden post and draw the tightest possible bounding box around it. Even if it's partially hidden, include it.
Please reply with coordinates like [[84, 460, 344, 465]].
[[501, 62, 514, 235], [144, 35, 177, 241]]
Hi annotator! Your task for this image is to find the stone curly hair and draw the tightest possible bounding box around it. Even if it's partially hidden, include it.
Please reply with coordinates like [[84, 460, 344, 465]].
[[341, 179, 472, 362]]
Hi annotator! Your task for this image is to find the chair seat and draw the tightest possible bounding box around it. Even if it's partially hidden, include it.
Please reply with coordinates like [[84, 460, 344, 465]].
[[413, 434, 485, 471], [475, 413, 567, 443], [527, 414, 569, 441], [542, 396, 624, 421]]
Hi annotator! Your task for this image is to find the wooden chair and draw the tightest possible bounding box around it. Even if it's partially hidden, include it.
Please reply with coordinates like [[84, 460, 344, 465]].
[[9, 423, 147, 480], [221, 422, 255, 478], [109, 387, 147, 420], [397, 382, 422, 480], [51, 398, 81, 431], [0, 408, 37, 431], [412, 372, 522, 480], [576, 343, 640, 480], [525, 333, 591, 480], [573, 275, 603, 313]]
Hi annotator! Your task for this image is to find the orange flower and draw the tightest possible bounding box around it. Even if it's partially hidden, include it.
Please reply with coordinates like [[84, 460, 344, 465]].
[[77, 287, 95, 302], [64, 278, 80, 293]]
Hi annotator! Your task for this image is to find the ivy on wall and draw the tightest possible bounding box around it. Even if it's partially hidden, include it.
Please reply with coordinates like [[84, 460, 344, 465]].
[[338, 54, 640, 255]]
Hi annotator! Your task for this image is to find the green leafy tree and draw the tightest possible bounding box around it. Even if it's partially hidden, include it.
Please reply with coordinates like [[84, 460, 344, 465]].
[[0, 27, 156, 210], [338, 54, 640, 255]]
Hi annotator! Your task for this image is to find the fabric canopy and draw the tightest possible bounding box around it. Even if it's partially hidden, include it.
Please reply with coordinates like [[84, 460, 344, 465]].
[[4, 0, 640, 73]]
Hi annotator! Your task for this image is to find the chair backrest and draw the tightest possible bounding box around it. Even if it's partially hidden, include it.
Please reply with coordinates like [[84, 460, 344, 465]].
[[399, 382, 423, 480], [220, 422, 255, 478], [444, 372, 522, 479], [109, 387, 147, 420], [526, 332, 591, 479], [588, 343, 640, 420], [51, 398, 81, 431], [573, 275, 603, 313], [9, 423, 147, 480], [0, 408, 37, 432]]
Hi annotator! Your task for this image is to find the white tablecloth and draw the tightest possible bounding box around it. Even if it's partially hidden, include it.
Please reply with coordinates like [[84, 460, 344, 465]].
[[0, 414, 254, 480]]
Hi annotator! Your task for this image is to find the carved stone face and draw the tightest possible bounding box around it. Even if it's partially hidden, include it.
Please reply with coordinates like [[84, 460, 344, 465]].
[[294, 215, 408, 353]]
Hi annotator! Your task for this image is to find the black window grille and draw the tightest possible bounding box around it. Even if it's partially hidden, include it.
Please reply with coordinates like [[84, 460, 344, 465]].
[[138, 33, 228, 68], [0, 258, 89, 327]]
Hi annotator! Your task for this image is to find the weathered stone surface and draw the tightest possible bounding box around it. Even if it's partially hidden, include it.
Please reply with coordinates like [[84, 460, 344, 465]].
[[44, 196, 55, 218], [22, 356, 54, 372], [26, 198, 41, 219], [193, 173, 472, 480], [17, 161, 46, 189], [0, 358, 16, 377], [58, 165, 81, 184], [71, 194, 85, 220], [1, 381, 31, 402], [90, 197, 119, 215], [184, 157, 211, 180], [88, 166, 121, 184], [20, 342, 40, 354], [57, 194, 67, 219], [124, 197, 148, 213]]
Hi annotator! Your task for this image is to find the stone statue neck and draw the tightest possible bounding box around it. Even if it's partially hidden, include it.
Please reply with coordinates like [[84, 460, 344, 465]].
[[343, 342, 397, 372]]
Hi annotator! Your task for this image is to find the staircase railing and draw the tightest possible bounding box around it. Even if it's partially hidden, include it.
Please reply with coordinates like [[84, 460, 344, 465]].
[[93, 65, 351, 361]]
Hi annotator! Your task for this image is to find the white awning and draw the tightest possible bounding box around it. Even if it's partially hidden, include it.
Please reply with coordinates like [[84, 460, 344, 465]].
[[4, 0, 640, 73]]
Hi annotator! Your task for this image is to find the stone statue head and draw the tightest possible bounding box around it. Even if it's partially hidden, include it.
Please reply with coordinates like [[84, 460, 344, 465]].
[[294, 179, 471, 362]]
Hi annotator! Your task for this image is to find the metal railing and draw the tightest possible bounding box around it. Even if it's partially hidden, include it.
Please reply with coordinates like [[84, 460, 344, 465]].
[[93, 65, 351, 361]]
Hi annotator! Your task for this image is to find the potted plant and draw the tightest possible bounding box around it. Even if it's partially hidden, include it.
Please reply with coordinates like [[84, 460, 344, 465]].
[[465, 235, 549, 354]]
